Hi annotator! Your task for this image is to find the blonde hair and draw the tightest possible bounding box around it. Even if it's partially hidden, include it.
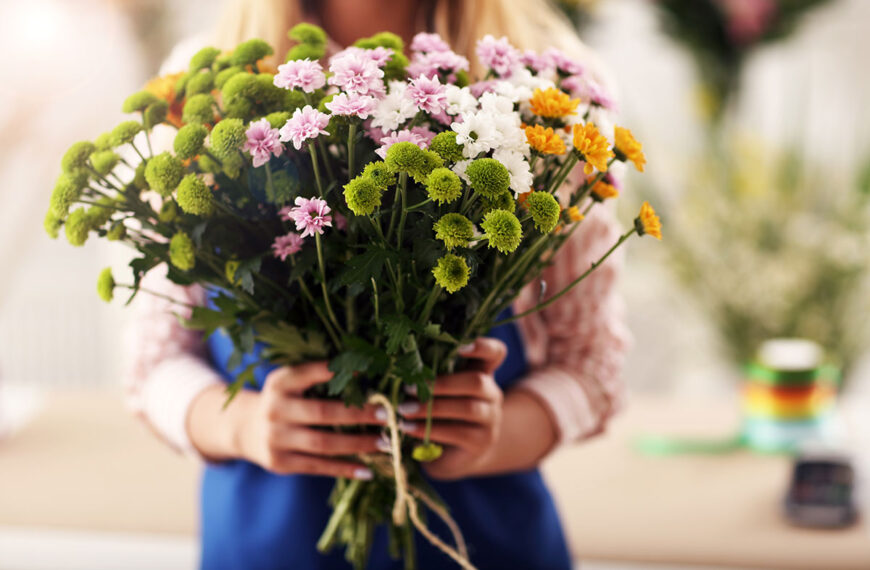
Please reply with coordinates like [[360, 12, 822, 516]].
[[214, 0, 609, 82]]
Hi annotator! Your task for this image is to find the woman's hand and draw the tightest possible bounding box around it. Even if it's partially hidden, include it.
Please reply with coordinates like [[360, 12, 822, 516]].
[[187, 361, 388, 480], [397, 338, 508, 480]]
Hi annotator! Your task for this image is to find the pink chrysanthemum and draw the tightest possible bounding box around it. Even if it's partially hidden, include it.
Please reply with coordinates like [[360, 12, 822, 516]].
[[406, 75, 447, 115], [543, 48, 585, 76], [475, 35, 520, 77], [325, 92, 377, 119], [328, 49, 385, 96], [520, 50, 549, 73], [334, 212, 348, 232], [407, 50, 470, 79], [562, 75, 616, 110], [272, 232, 304, 261], [242, 118, 283, 168], [375, 129, 430, 159], [411, 32, 450, 53], [278, 106, 330, 150], [273, 59, 326, 93], [287, 196, 332, 238]]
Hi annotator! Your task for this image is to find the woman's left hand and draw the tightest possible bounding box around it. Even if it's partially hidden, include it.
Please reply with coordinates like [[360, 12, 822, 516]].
[[397, 338, 507, 480]]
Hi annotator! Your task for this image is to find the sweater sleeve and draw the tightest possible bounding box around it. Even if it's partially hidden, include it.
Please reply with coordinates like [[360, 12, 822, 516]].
[[122, 273, 222, 454], [514, 206, 631, 444]]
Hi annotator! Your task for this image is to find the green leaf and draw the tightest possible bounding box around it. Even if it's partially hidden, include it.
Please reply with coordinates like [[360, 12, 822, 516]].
[[336, 245, 395, 289], [381, 314, 413, 355], [182, 305, 237, 336], [255, 319, 329, 365], [327, 337, 388, 397], [234, 257, 262, 295], [223, 361, 258, 408], [421, 323, 458, 344]]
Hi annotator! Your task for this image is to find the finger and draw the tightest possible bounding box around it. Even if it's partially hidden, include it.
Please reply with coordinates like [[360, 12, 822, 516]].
[[264, 361, 333, 395], [398, 420, 487, 451], [397, 398, 496, 426], [457, 337, 507, 374], [276, 399, 388, 427], [272, 452, 374, 480], [430, 371, 501, 400], [271, 426, 387, 456]]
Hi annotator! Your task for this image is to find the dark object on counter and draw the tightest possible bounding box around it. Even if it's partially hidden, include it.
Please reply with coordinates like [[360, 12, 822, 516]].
[[784, 450, 858, 529]]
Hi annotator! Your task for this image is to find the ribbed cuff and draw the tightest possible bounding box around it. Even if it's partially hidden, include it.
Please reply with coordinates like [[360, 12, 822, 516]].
[[515, 366, 601, 445], [138, 355, 222, 455]]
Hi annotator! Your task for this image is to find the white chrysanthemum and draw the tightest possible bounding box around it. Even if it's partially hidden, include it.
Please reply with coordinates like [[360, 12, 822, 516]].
[[452, 112, 499, 158], [493, 148, 533, 195], [445, 85, 477, 116], [371, 81, 417, 132], [479, 91, 515, 115], [587, 106, 615, 144], [452, 159, 472, 183]]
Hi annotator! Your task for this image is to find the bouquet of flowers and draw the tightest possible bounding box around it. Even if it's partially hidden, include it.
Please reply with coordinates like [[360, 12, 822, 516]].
[[45, 24, 658, 569]]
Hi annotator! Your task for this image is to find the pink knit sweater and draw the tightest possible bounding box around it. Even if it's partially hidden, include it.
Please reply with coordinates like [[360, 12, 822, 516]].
[[123, 206, 630, 454]]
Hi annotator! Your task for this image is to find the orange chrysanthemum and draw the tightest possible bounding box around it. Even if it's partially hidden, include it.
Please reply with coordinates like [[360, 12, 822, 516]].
[[146, 72, 185, 128], [525, 125, 566, 155], [572, 123, 614, 175], [591, 180, 619, 201], [529, 87, 580, 118], [635, 201, 662, 240], [614, 126, 646, 172], [517, 191, 532, 209], [567, 206, 584, 222]]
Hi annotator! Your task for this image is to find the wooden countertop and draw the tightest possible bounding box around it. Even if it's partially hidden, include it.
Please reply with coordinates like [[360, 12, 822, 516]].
[[1, 391, 868, 569]]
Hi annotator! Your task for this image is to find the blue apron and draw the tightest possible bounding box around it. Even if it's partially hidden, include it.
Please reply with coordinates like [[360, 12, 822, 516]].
[[201, 305, 572, 570]]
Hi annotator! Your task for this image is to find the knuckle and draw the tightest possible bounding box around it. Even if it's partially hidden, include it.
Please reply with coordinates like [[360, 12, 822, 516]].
[[309, 400, 329, 422], [265, 424, 283, 448], [468, 400, 490, 420]]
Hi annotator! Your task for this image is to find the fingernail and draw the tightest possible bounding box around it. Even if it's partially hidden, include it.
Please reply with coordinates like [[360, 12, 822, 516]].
[[458, 342, 475, 354], [404, 385, 418, 397], [397, 402, 421, 416], [374, 406, 389, 422], [376, 434, 392, 453], [353, 467, 374, 480], [399, 420, 418, 432]]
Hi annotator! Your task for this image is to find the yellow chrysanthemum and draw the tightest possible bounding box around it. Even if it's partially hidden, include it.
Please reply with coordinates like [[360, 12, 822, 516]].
[[635, 201, 662, 240], [572, 123, 614, 175], [591, 180, 619, 201], [146, 72, 186, 128], [529, 87, 580, 118], [567, 206, 584, 222], [614, 126, 646, 172], [525, 125, 566, 155]]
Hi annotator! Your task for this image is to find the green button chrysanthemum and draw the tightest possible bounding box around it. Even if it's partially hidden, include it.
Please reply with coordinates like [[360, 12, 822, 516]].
[[44, 210, 62, 239], [90, 150, 120, 176], [231, 39, 274, 67], [64, 208, 91, 247], [176, 174, 214, 216], [215, 66, 243, 90], [285, 43, 326, 63], [158, 199, 178, 223], [144, 100, 169, 129], [174, 124, 208, 160], [429, 132, 464, 163], [189, 46, 221, 71], [122, 90, 159, 114], [186, 71, 215, 97], [61, 141, 96, 175], [426, 167, 463, 205], [385, 143, 443, 183], [361, 161, 397, 190], [481, 209, 522, 253], [433, 213, 474, 250], [109, 121, 143, 147], [145, 152, 185, 197], [355, 32, 404, 51], [289, 23, 328, 48], [106, 223, 126, 241], [94, 132, 113, 151], [343, 175, 383, 216], [383, 52, 409, 82], [481, 190, 516, 213], [209, 118, 246, 159], [526, 191, 561, 233], [432, 253, 470, 294], [49, 172, 87, 218], [169, 231, 196, 271], [132, 161, 148, 190], [182, 94, 216, 124], [96, 267, 115, 303], [466, 158, 511, 200], [265, 111, 291, 130]]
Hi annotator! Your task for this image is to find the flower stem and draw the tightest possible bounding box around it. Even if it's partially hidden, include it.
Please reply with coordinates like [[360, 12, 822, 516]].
[[396, 173, 409, 248], [317, 478, 363, 553], [493, 229, 635, 327], [347, 123, 357, 182], [315, 232, 344, 335], [309, 143, 325, 197]]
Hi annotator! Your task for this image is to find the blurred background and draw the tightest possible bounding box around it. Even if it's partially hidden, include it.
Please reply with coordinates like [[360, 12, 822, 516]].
[[1, 0, 869, 568]]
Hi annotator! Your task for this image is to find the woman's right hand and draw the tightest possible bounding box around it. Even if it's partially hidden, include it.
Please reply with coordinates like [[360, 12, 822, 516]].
[[187, 361, 388, 480]]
